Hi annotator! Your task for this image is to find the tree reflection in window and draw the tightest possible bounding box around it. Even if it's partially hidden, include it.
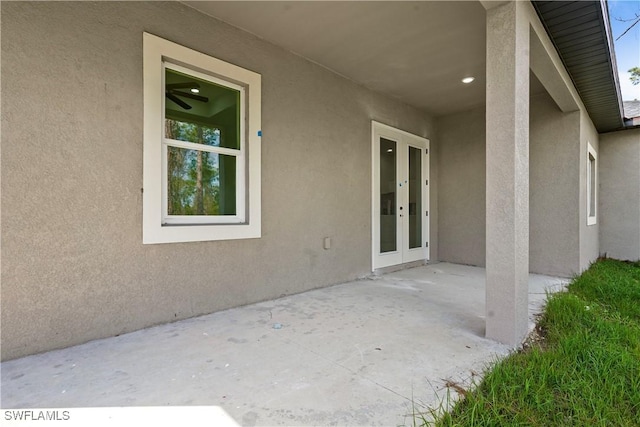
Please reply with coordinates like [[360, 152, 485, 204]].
[[165, 119, 234, 216]]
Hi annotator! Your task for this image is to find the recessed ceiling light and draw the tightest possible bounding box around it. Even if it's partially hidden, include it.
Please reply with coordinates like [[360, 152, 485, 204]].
[[190, 88, 200, 94], [462, 77, 475, 84]]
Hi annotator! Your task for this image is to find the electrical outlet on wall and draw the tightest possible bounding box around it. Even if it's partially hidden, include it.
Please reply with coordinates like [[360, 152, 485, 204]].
[[323, 237, 331, 250]]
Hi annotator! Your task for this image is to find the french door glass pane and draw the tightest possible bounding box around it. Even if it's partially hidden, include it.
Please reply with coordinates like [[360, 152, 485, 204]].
[[167, 146, 236, 216], [380, 138, 397, 253], [408, 146, 422, 249]]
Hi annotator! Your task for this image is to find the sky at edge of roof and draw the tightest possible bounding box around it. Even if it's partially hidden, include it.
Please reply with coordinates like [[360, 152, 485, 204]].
[[608, 0, 640, 104]]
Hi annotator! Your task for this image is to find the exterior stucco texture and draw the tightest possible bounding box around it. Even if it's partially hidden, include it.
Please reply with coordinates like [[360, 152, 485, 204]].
[[599, 128, 640, 261], [579, 109, 600, 270], [436, 108, 486, 267], [436, 90, 585, 277], [1, 2, 436, 360], [530, 93, 581, 276]]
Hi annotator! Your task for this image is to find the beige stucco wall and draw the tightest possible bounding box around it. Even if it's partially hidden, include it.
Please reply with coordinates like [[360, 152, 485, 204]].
[[0, 1, 436, 360], [579, 110, 601, 270], [436, 108, 486, 267], [599, 128, 640, 261], [436, 90, 584, 277], [529, 92, 581, 276]]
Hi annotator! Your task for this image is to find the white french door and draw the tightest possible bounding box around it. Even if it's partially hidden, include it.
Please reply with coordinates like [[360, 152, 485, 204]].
[[372, 121, 429, 270]]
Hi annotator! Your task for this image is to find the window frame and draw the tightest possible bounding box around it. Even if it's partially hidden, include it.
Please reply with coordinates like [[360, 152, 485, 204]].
[[162, 62, 246, 225], [587, 142, 597, 226], [143, 33, 261, 244]]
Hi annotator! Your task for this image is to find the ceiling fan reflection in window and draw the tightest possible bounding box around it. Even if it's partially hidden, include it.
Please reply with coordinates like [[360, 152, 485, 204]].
[[165, 82, 209, 110]]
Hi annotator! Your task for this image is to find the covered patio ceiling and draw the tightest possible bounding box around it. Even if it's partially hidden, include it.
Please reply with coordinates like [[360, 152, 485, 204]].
[[184, 1, 488, 117], [185, 0, 624, 130]]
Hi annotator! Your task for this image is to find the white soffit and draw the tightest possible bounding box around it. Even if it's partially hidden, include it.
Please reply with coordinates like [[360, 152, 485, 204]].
[[183, 1, 488, 117]]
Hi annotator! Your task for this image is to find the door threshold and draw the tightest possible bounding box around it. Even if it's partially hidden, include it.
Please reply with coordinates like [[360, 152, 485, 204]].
[[372, 259, 429, 276]]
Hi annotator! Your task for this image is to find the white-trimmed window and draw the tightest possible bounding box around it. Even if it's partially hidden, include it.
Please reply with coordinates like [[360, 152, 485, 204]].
[[143, 33, 261, 244], [587, 142, 597, 226]]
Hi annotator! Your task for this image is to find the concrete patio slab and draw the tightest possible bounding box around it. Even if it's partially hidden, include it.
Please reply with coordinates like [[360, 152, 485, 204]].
[[1, 262, 568, 426]]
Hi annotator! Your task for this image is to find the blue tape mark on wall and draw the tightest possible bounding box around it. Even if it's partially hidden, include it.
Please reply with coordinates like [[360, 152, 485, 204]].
[[258, 130, 262, 137]]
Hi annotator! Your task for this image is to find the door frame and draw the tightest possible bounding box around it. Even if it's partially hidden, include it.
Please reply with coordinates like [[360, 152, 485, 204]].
[[371, 121, 430, 270]]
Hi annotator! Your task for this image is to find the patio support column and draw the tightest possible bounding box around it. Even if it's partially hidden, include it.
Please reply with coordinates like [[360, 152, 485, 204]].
[[485, 1, 530, 346]]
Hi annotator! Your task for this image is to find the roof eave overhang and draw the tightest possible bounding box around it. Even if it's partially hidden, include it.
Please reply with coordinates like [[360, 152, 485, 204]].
[[532, 0, 625, 133]]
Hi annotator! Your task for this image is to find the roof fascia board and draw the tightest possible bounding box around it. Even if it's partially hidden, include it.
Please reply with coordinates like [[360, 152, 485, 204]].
[[533, 0, 625, 131], [598, 0, 625, 120]]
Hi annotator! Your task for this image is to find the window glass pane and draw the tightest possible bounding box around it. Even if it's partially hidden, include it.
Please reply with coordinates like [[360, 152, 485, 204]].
[[380, 138, 397, 253], [589, 153, 596, 217], [165, 119, 221, 147], [408, 146, 422, 249], [167, 147, 236, 216], [165, 67, 240, 150]]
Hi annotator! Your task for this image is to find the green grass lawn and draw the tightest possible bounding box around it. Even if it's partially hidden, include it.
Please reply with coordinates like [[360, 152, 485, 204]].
[[433, 258, 640, 426]]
